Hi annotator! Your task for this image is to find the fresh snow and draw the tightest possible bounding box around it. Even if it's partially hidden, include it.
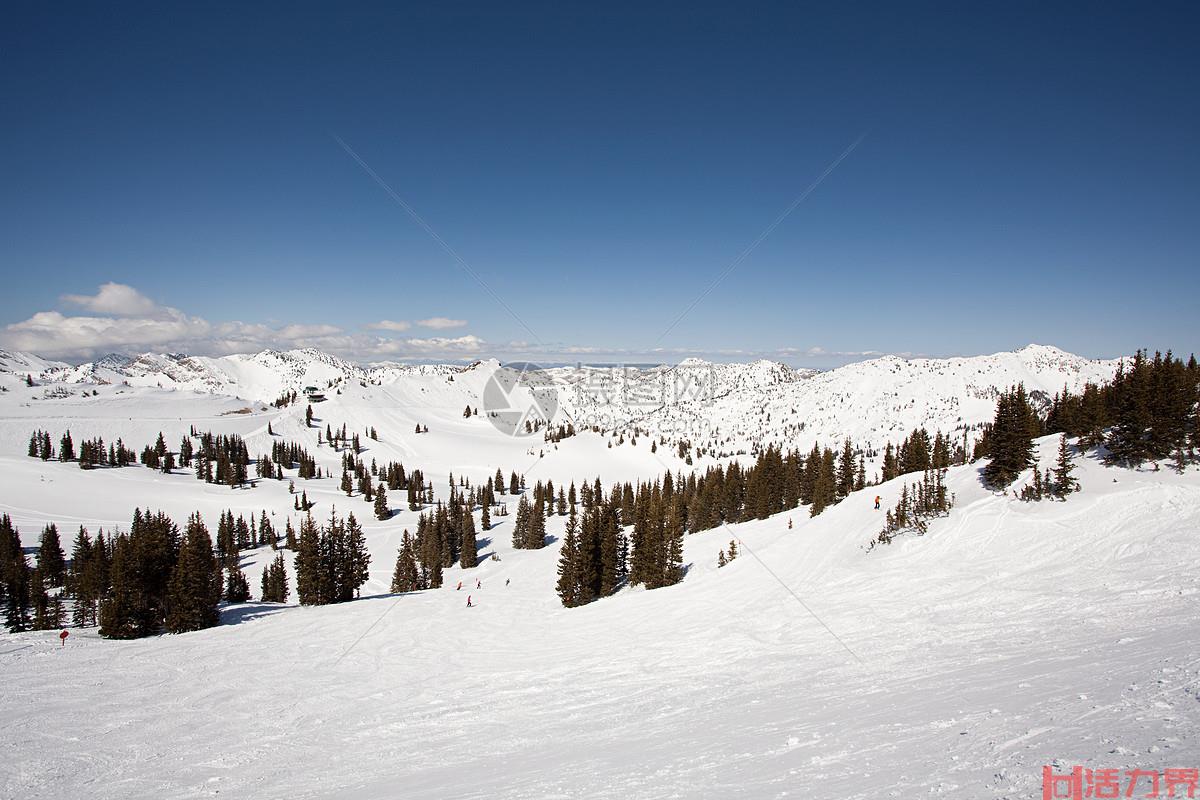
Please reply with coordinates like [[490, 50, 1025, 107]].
[[1, 345, 1195, 799]]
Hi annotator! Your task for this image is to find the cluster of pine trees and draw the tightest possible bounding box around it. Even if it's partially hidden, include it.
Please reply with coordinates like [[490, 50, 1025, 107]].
[[390, 491, 479, 592], [544, 422, 576, 443], [215, 509, 279, 553], [189, 430, 251, 488], [490, 468, 525, 496], [369, 461, 429, 511], [294, 510, 371, 605], [318, 422, 364, 454], [1046, 350, 1199, 468], [551, 434, 910, 607], [1017, 435, 1079, 502], [137, 432, 173, 472], [879, 428, 964, 482], [78, 435, 136, 468], [662, 439, 869, 529], [264, 440, 321, 479], [27, 429, 137, 468], [259, 553, 290, 603], [511, 493, 548, 550], [869, 468, 954, 549], [1, 507, 301, 635], [557, 481, 623, 605], [86, 509, 223, 638], [1, 517, 68, 631], [273, 389, 298, 408], [68, 525, 111, 627], [979, 350, 1198, 489], [716, 539, 738, 567], [977, 385, 1041, 488], [555, 475, 687, 606]]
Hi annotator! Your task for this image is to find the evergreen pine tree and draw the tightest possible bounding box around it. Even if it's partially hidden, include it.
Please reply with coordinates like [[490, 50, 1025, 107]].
[[1051, 434, 1079, 498], [983, 385, 1037, 488], [98, 535, 139, 639], [29, 566, 52, 630], [390, 531, 421, 593], [344, 513, 371, 599], [529, 496, 547, 549], [555, 506, 581, 607], [165, 514, 221, 633], [224, 565, 251, 602], [37, 523, 66, 587], [374, 483, 390, 521], [1106, 352, 1154, 464], [460, 508, 478, 568], [512, 495, 531, 549], [1, 514, 32, 632], [662, 496, 685, 587], [295, 514, 321, 605]]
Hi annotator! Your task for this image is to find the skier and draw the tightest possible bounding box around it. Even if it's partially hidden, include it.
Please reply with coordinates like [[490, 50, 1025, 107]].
[[874, 495, 881, 510], [456, 580, 462, 591], [476, 579, 481, 589], [505, 578, 510, 587], [466, 595, 473, 607]]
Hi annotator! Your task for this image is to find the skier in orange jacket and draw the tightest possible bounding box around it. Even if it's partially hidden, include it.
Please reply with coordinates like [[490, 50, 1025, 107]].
[[874, 495, 881, 510]]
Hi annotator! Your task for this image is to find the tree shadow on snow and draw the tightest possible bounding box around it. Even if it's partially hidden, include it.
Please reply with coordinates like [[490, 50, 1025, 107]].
[[219, 602, 289, 626]]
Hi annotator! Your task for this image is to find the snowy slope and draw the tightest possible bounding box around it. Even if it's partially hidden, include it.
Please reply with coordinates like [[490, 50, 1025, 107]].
[[1, 436, 1196, 799], [5, 344, 1121, 470], [4, 342, 1188, 800], [546, 344, 1120, 468]]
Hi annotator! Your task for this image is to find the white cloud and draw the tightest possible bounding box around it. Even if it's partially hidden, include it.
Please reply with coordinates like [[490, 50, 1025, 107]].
[[365, 320, 412, 332], [0, 283, 486, 362], [416, 317, 468, 330], [61, 282, 163, 318], [0, 282, 910, 367], [372, 334, 484, 355], [3, 309, 212, 358]]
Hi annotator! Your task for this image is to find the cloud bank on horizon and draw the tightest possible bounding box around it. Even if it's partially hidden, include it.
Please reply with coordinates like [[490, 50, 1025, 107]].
[[0, 282, 893, 366], [1, 283, 484, 362]]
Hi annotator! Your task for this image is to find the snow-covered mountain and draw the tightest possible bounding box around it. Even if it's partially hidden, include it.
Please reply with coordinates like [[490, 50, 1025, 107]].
[[653, 343, 1122, 457], [7, 347, 471, 398], [3, 344, 1122, 460], [0, 349, 71, 380], [549, 344, 1120, 459], [0, 339, 1193, 800]]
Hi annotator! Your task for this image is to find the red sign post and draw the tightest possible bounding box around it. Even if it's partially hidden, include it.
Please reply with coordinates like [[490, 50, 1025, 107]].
[[59, 630, 69, 646]]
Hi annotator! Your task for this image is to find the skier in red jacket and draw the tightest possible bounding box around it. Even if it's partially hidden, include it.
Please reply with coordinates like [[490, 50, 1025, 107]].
[[466, 595, 473, 607]]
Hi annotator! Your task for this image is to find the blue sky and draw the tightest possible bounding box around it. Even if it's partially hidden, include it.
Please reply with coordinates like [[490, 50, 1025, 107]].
[[1, 2, 1197, 365]]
